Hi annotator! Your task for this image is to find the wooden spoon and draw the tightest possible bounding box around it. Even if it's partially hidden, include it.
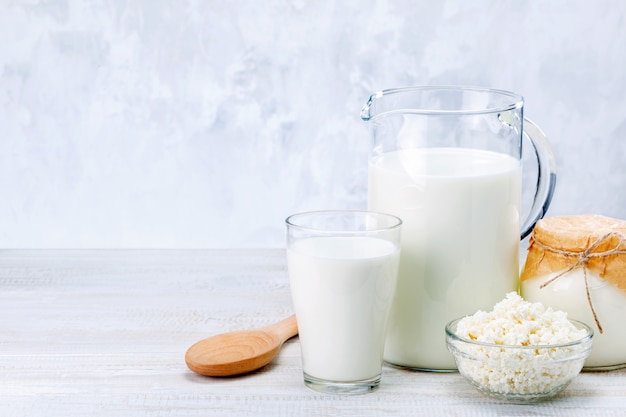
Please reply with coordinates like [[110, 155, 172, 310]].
[[185, 315, 298, 376]]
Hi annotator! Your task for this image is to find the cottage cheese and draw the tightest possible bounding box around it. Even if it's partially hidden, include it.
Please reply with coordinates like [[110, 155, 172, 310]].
[[450, 292, 591, 396]]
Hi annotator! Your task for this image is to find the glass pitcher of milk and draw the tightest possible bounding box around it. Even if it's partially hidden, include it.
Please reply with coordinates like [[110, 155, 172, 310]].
[[361, 86, 556, 371]]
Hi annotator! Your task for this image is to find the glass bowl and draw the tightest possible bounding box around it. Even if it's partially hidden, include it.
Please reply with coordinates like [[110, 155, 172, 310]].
[[445, 318, 593, 403]]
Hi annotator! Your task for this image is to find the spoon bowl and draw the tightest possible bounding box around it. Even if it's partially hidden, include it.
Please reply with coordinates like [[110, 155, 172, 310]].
[[185, 315, 298, 376]]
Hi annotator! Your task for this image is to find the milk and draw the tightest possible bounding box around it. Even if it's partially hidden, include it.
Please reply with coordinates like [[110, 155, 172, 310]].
[[368, 147, 521, 370], [287, 236, 400, 381]]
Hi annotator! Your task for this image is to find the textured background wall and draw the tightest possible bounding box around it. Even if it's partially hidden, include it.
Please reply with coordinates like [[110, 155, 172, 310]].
[[1, 0, 625, 248]]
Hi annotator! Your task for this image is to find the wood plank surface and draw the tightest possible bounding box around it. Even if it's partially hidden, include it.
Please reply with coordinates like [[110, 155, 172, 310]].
[[0, 249, 624, 416]]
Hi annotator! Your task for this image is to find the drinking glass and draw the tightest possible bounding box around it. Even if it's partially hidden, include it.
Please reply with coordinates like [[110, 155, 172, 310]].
[[286, 210, 402, 394]]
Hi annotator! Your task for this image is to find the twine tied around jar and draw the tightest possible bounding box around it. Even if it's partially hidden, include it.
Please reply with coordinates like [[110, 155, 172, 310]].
[[533, 231, 626, 334]]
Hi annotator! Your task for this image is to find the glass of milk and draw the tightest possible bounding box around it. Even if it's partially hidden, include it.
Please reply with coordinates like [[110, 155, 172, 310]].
[[361, 86, 557, 371], [286, 210, 402, 395]]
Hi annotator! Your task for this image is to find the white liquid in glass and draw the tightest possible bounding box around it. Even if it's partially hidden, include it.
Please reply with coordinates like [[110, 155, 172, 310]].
[[368, 147, 521, 369], [287, 236, 399, 381]]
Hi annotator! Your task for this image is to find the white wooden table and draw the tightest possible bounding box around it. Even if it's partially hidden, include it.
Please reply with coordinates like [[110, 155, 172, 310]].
[[1, 249, 625, 416]]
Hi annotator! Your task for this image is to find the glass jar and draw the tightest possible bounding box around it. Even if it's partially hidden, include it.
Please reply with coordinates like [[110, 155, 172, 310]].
[[520, 214, 626, 370]]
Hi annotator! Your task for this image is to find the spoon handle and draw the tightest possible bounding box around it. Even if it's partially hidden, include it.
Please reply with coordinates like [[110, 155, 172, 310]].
[[268, 314, 298, 341]]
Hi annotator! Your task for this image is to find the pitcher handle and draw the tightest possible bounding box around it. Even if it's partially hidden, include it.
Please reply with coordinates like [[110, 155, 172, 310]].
[[520, 118, 557, 239]]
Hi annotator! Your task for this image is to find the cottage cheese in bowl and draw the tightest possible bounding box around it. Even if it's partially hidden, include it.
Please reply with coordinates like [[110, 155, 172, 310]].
[[446, 292, 593, 403]]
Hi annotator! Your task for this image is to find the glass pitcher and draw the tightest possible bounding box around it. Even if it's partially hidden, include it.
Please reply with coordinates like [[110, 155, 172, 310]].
[[361, 86, 556, 371]]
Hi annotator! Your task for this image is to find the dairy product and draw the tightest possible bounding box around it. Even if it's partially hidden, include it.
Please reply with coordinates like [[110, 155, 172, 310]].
[[522, 269, 626, 368], [287, 236, 400, 382], [520, 214, 626, 369], [455, 292, 587, 346], [368, 147, 521, 369], [449, 293, 592, 397]]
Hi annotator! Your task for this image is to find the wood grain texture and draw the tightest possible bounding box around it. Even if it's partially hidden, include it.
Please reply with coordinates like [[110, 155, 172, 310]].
[[185, 315, 297, 376], [0, 249, 625, 416]]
